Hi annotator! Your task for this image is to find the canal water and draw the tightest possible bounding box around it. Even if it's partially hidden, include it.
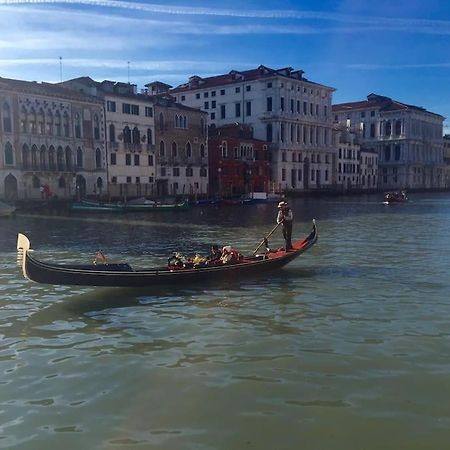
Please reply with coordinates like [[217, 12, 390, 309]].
[[0, 193, 450, 450]]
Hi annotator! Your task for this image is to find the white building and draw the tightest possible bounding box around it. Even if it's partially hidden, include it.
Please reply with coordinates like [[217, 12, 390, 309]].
[[60, 77, 157, 199], [333, 94, 445, 190], [333, 122, 378, 191], [170, 65, 336, 192], [0, 77, 106, 201]]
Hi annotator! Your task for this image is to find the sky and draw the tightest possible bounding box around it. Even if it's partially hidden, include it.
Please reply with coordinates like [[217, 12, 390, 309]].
[[1, 0, 450, 132]]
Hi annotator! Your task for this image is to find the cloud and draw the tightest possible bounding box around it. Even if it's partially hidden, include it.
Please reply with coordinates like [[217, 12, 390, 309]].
[[2, 0, 450, 36]]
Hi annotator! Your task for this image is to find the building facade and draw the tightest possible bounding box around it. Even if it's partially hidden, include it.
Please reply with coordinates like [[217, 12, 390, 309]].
[[208, 123, 271, 197], [333, 122, 378, 191], [153, 95, 209, 197], [0, 77, 106, 201], [169, 65, 336, 192], [443, 135, 450, 188], [333, 94, 445, 190], [60, 77, 157, 199]]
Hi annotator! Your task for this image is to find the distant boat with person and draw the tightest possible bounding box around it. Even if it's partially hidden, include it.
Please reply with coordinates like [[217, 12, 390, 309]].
[[384, 191, 408, 204]]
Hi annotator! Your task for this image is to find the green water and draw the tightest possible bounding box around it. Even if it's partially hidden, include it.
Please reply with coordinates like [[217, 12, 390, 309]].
[[1, 193, 450, 449]]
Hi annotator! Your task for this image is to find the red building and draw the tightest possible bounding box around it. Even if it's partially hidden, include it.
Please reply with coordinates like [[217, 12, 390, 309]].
[[209, 123, 271, 197]]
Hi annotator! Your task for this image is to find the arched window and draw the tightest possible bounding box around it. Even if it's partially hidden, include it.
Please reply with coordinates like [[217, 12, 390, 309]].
[[183, 116, 187, 128], [46, 110, 53, 135], [109, 124, 115, 142], [2, 103, 12, 132], [200, 144, 206, 158], [172, 142, 177, 157], [186, 142, 192, 158], [20, 106, 27, 133], [147, 128, 153, 145], [38, 109, 45, 134], [395, 120, 402, 136], [175, 115, 179, 128], [159, 141, 165, 157], [74, 113, 81, 138], [123, 126, 131, 144], [76, 147, 83, 168], [29, 108, 37, 134], [93, 114, 100, 140], [48, 146, 55, 171], [22, 145, 29, 170], [55, 110, 62, 136], [65, 147, 72, 171], [57, 146, 64, 171], [40, 145, 46, 170], [394, 145, 401, 161], [95, 148, 102, 168], [31, 145, 38, 170], [63, 111, 70, 137], [132, 126, 140, 144], [221, 141, 228, 158], [58, 176, 66, 188], [96, 177, 103, 189], [159, 112, 164, 130], [384, 145, 391, 161], [4, 142, 14, 165]]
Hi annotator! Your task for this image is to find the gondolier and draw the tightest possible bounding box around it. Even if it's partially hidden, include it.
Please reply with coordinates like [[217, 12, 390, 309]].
[[277, 201, 293, 251]]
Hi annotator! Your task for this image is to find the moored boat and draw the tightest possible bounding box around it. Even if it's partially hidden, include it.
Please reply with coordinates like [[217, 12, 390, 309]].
[[70, 199, 190, 212], [16, 220, 318, 288]]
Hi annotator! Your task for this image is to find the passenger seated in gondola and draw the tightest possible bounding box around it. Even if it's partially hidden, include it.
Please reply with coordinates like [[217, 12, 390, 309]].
[[192, 254, 207, 267], [207, 244, 222, 262], [167, 252, 193, 270], [220, 246, 242, 264]]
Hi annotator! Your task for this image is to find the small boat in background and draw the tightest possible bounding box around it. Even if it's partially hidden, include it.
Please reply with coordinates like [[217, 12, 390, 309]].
[[70, 199, 190, 212], [384, 191, 408, 204], [0, 201, 16, 217]]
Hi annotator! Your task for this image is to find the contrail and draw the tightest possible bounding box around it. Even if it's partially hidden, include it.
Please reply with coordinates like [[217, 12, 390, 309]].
[[1, 0, 450, 33]]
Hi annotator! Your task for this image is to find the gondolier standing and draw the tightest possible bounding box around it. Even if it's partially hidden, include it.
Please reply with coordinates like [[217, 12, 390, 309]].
[[277, 201, 293, 251]]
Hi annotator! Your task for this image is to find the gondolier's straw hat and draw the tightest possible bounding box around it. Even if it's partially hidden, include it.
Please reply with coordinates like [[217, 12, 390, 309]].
[[278, 201, 288, 208]]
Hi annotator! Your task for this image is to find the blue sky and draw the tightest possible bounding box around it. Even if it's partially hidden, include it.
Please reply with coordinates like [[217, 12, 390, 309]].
[[1, 0, 450, 132]]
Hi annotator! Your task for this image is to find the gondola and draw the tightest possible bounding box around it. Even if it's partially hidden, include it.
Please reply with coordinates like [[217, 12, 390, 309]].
[[16, 220, 318, 288], [383, 191, 408, 204]]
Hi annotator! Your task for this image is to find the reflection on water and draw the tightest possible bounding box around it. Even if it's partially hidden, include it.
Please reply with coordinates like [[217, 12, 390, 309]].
[[1, 193, 450, 449]]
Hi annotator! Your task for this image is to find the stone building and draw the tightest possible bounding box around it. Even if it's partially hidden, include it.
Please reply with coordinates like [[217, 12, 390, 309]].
[[443, 135, 450, 188], [153, 94, 208, 197], [61, 78, 208, 199], [0, 76, 105, 201], [333, 94, 445, 190], [208, 123, 271, 197], [333, 122, 378, 191], [169, 65, 336, 193], [60, 77, 157, 199]]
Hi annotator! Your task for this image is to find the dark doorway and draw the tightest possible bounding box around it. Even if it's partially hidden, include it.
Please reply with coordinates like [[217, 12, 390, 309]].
[[4, 173, 18, 201]]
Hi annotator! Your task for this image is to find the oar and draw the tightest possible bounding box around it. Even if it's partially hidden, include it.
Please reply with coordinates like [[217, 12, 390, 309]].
[[253, 222, 281, 255]]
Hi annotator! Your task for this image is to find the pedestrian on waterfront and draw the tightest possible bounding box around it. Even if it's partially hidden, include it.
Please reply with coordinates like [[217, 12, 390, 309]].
[[277, 201, 293, 251]]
